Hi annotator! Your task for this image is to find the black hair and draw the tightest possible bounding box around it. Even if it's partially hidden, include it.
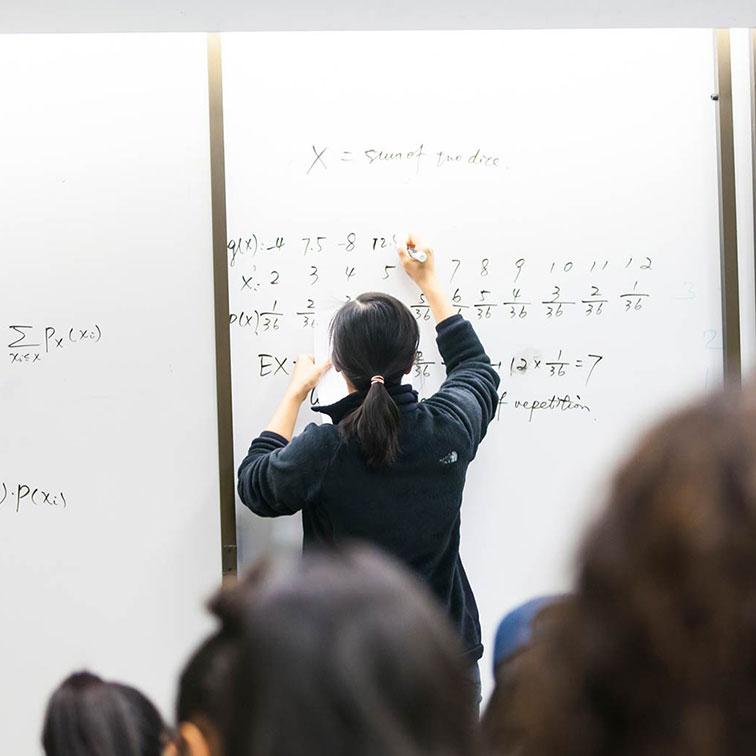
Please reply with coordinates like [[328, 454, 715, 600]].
[[330, 292, 419, 468], [209, 545, 476, 756], [42, 671, 172, 756], [176, 630, 235, 746]]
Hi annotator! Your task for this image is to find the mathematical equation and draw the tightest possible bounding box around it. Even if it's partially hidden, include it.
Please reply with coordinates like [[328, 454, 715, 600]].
[[229, 284, 649, 338], [305, 144, 502, 175], [251, 349, 605, 386], [228, 231, 657, 273], [7, 323, 102, 365], [228, 232, 656, 274], [0, 480, 68, 513], [227, 231, 400, 267], [509, 350, 603, 383], [247, 355, 596, 423], [226, 231, 660, 328], [230, 300, 312, 336]]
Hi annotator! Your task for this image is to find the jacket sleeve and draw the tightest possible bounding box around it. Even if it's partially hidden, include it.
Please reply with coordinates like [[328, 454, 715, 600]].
[[422, 314, 501, 458], [237, 424, 338, 517]]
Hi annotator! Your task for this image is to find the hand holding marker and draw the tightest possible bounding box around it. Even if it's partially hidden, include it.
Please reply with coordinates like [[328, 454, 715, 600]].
[[406, 240, 427, 263], [398, 235, 450, 319], [399, 236, 436, 289]]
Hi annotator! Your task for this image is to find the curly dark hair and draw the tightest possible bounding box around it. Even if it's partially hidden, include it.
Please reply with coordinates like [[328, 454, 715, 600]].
[[493, 385, 756, 756]]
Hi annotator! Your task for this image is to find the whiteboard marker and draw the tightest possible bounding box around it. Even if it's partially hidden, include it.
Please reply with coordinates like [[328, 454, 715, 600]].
[[406, 244, 427, 263]]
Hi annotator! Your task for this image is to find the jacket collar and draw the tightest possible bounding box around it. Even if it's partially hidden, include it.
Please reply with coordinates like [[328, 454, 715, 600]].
[[311, 382, 419, 424]]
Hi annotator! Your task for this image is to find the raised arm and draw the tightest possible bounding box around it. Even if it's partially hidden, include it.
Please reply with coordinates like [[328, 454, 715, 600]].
[[398, 234, 455, 325], [398, 235, 500, 456], [264, 354, 331, 441], [237, 353, 333, 517]]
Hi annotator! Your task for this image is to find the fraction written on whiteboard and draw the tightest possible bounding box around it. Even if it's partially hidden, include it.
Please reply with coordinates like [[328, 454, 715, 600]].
[[246, 349, 605, 385], [226, 229, 655, 325], [223, 220, 717, 427]]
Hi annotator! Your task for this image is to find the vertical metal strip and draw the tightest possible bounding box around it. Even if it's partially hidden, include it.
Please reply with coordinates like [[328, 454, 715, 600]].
[[207, 33, 238, 579], [714, 29, 742, 381], [751, 29, 756, 346]]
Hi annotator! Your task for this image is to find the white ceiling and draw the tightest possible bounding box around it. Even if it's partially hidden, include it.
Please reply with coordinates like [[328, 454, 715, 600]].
[[1, 0, 755, 34]]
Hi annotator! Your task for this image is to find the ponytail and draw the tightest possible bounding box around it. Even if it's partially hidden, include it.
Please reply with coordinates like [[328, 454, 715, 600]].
[[340, 382, 401, 468], [330, 292, 419, 469]]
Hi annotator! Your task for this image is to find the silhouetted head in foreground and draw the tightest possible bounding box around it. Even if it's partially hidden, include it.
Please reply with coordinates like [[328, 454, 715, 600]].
[[176, 631, 234, 756], [487, 384, 756, 756], [210, 544, 475, 756], [330, 292, 419, 467], [481, 596, 570, 755], [42, 671, 173, 756]]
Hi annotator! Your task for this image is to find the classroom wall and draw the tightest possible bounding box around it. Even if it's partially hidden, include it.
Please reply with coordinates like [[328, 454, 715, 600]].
[[1, 0, 756, 33]]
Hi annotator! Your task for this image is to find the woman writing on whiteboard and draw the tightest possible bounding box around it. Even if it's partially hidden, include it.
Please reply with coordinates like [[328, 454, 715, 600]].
[[237, 234, 500, 696]]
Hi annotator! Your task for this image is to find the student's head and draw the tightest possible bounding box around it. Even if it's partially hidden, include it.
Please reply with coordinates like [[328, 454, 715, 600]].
[[480, 597, 570, 756], [494, 385, 756, 756], [176, 633, 234, 756], [330, 292, 419, 467], [210, 544, 475, 756], [491, 596, 567, 672], [42, 671, 173, 756]]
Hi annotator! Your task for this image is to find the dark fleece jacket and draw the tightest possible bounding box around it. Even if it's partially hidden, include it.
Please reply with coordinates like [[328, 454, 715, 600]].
[[237, 314, 500, 661]]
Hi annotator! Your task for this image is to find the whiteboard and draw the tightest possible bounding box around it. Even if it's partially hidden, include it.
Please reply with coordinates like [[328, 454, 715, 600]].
[[0, 34, 221, 753], [221, 30, 723, 687]]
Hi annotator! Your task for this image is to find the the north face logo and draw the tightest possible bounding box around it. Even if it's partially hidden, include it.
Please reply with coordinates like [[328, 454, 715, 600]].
[[439, 451, 458, 465]]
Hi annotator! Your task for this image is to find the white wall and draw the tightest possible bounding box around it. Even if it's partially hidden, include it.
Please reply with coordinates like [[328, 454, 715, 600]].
[[1, 0, 756, 33]]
